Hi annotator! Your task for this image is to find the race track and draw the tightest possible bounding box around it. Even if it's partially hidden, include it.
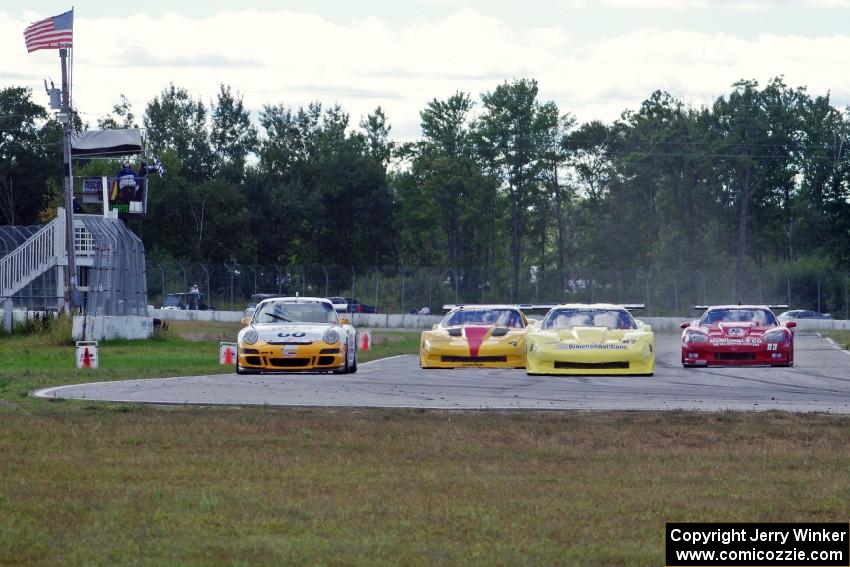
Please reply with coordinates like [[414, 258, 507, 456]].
[[34, 333, 850, 412]]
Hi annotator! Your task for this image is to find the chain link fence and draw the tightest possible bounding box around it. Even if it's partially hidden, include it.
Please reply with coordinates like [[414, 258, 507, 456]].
[[145, 262, 850, 318]]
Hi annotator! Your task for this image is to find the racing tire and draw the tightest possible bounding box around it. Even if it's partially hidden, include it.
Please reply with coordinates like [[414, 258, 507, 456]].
[[333, 342, 356, 374], [235, 348, 258, 375], [236, 364, 258, 375]]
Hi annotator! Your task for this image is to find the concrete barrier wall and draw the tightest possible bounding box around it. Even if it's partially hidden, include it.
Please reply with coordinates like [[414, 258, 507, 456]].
[[144, 308, 850, 332], [149, 309, 245, 323], [776, 319, 850, 331], [353, 313, 443, 329], [72, 316, 154, 340]]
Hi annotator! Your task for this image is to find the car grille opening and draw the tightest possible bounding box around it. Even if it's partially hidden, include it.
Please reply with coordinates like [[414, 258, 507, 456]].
[[714, 352, 756, 360], [441, 355, 507, 363], [319, 348, 340, 354], [268, 358, 312, 367], [554, 361, 629, 369], [245, 356, 262, 365], [242, 348, 259, 354], [317, 356, 336, 366]]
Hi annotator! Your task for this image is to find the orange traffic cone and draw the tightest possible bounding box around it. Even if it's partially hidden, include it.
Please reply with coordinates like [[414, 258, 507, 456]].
[[224, 347, 233, 365], [82, 347, 92, 369]]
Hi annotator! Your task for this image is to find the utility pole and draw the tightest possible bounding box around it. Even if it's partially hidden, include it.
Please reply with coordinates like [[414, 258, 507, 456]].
[[59, 47, 76, 313]]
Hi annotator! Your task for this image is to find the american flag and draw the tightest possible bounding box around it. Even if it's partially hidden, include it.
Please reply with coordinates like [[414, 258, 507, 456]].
[[24, 10, 74, 53]]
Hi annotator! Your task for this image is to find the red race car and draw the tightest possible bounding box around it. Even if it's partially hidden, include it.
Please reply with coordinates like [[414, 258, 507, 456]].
[[680, 305, 796, 367]]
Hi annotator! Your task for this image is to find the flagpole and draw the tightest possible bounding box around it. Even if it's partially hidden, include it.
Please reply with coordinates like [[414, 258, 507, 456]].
[[60, 46, 76, 313]]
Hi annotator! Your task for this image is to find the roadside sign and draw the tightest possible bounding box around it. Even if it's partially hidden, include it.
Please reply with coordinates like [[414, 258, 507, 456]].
[[359, 330, 371, 351], [220, 342, 237, 365], [76, 340, 99, 369]]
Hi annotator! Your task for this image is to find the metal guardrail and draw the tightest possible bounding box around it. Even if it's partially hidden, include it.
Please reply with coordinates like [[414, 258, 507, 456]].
[[0, 219, 61, 299]]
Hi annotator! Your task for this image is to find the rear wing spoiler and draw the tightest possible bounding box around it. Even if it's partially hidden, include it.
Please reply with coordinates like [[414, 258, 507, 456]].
[[693, 304, 789, 310], [442, 304, 557, 311], [443, 303, 644, 311]]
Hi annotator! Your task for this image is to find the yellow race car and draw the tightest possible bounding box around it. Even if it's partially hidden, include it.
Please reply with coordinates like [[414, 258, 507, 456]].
[[420, 305, 535, 369], [237, 296, 357, 374], [526, 303, 655, 375]]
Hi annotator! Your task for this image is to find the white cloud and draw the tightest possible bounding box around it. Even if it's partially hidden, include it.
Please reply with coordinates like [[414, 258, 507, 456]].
[[602, 0, 707, 9], [3, 8, 850, 142], [803, 0, 850, 6]]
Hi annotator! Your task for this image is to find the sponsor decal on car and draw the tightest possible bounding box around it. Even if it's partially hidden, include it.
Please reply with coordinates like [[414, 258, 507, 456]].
[[557, 343, 628, 350], [709, 338, 764, 347]]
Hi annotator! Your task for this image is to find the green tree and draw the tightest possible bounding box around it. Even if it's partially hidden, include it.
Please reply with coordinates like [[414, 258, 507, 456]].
[[474, 79, 548, 301], [97, 94, 137, 129], [538, 106, 575, 296], [711, 78, 806, 300], [210, 84, 257, 182], [144, 84, 213, 180], [392, 92, 499, 296], [0, 86, 61, 225]]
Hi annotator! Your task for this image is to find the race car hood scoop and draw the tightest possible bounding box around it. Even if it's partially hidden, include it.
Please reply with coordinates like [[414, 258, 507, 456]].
[[568, 326, 610, 343], [717, 322, 758, 337]]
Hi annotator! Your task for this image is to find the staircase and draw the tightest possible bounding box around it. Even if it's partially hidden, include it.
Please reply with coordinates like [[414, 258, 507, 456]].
[[0, 214, 65, 301]]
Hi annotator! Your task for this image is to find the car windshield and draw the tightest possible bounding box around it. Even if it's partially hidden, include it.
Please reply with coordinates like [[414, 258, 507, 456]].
[[443, 308, 524, 328], [254, 301, 338, 324], [163, 295, 181, 307], [700, 308, 777, 326], [247, 294, 276, 308], [542, 308, 636, 330]]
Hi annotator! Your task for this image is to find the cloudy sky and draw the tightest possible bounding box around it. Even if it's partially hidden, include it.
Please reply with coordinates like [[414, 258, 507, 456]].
[[4, 0, 850, 140]]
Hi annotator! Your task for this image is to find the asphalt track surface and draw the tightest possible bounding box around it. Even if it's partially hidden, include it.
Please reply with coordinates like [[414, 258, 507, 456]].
[[34, 333, 850, 413]]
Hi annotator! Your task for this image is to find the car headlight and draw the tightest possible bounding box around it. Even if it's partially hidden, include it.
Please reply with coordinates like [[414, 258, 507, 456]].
[[242, 329, 258, 345], [423, 340, 431, 351], [323, 329, 340, 344], [685, 331, 708, 344], [764, 330, 788, 343]]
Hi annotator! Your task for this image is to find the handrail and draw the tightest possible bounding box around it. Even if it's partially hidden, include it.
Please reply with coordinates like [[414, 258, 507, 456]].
[[0, 218, 61, 298]]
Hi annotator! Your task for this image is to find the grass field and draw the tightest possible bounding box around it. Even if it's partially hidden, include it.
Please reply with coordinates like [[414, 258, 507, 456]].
[[821, 329, 850, 349], [1, 322, 850, 565], [0, 320, 420, 411]]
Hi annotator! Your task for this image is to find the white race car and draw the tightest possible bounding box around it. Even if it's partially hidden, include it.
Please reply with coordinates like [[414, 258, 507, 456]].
[[237, 297, 357, 375]]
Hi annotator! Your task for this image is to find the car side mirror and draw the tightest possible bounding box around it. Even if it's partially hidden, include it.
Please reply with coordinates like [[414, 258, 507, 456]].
[[432, 324, 440, 330], [642, 324, 652, 333], [240, 317, 252, 326], [680, 322, 690, 329], [785, 321, 797, 328], [340, 317, 351, 325]]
